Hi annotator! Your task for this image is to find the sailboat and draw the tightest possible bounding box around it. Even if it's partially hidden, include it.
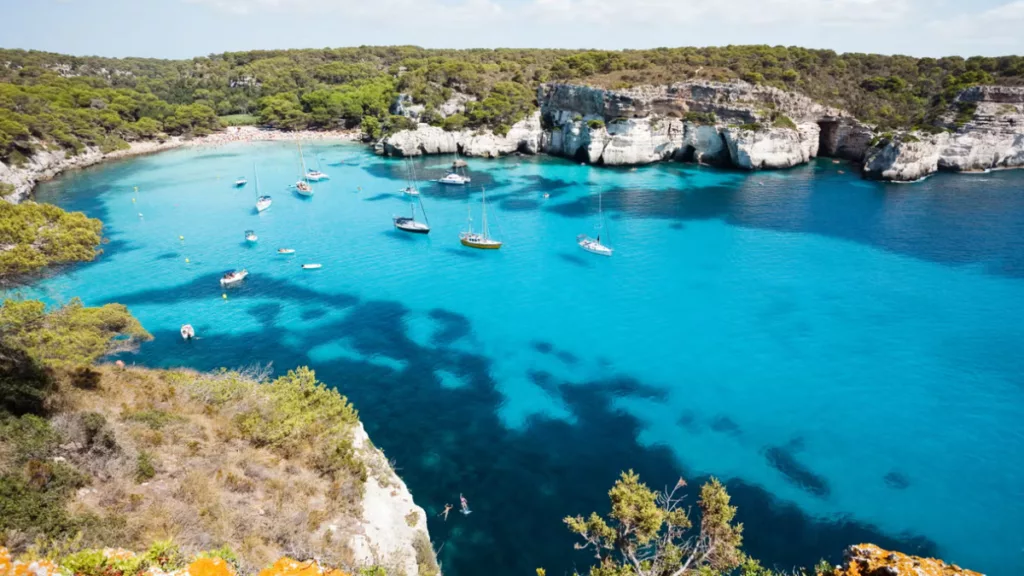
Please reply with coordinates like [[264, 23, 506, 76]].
[[460, 188, 501, 249], [577, 190, 613, 256], [438, 151, 471, 185], [254, 163, 272, 212], [295, 143, 314, 196], [399, 157, 420, 195], [394, 198, 430, 234], [307, 152, 329, 181]]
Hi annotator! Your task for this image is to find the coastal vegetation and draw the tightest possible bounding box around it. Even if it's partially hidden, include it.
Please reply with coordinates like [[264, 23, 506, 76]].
[[2, 45, 1023, 163], [0, 201, 104, 281]]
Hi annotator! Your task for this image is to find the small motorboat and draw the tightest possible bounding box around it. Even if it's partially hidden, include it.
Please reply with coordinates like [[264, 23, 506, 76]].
[[234, 177, 247, 187], [438, 172, 471, 185], [277, 248, 296, 254], [295, 181, 314, 196], [394, 216, 430, 234], [400, 186, 420, 196], [577, 234, 613, 256], [302, 263, 322, 270], [180, 324, 195, 340], [245, 230, 258, 242], [306, 170, 329, 181], [220, 269, 248, 286], [256, 195, 272, 212]]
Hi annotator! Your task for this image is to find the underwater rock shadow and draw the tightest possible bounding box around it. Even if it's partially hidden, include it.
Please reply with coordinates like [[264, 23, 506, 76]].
[[107, 272, 360, 310]]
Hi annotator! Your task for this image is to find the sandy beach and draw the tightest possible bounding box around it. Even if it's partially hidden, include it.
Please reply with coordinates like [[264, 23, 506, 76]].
[[1, 126, 363, 203]]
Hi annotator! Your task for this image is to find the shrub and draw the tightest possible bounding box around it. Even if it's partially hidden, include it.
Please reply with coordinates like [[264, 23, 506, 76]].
[[772, 115, 797, 130], [81, 412, 118, 453], [683, 111, 716, 125], [738, 122, 763, 131], [586, 119, 605, 130], [413, 532, 439, 576], [442, 113, 467, 132], [0, 202, 104, 280], [405, 511, 420, 527], [135, 450, 156, 483], [123, 409, 184, 430]]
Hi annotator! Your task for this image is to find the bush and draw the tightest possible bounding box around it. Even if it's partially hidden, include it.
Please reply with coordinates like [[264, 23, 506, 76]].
[[442, 113, 467, 132], [0, 202, 104, 280], [772, 114, 797, 130], [683, 111, 716, 125], [738, 122, 763, 131], [586, 119, 605, 130], [123, 409, 184, 430], [413, 532, 439, 576], [135, 450, 156, 483]]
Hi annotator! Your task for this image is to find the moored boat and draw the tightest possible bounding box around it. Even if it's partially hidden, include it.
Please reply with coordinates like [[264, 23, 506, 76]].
[[460, 188, 501, 249], [220, 269, 248, 286], [307, 170, 329, 181], [180, 324, 195, 340], [245, 230, 258, 242], [577, 189, 613, 256], [256, 196, 272, 212], [438, 156, 471, 185], [277, 248, 296, 254], [302, 263, 322, 270], [234, 177, 247, 187], [295, 143, 314, 196]]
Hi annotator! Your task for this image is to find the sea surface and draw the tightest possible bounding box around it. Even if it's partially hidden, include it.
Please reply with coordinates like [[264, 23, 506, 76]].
[[26, 142, 1024, 576]]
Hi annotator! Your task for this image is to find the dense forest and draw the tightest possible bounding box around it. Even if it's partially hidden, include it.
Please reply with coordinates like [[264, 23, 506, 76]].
[[3, 45, 1024, 164]]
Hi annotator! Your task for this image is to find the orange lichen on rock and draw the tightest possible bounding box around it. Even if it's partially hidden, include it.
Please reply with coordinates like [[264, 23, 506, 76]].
[[0, 549, 12, 576], [256, 558, 348, 576], [181, 557, 236, 576], [824, 544, 984, 576], [0, 551, 59, 576]]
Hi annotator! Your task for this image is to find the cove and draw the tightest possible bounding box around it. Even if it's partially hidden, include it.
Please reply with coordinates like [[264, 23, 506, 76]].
[[27, 141, 1024, 576]]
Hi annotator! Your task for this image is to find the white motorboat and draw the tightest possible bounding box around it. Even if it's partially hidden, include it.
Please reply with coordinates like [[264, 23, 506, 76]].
[[400, 186, 420, 196], [245, 230, 258, 242], [306, 170, 329, 182], [302, 263, 322, 270], [438, 172, 471, 185], [180, 324, 195, 340], [277, 248, 296, 254], [220, 269, 248, 286], [234, 177, 247, 187]]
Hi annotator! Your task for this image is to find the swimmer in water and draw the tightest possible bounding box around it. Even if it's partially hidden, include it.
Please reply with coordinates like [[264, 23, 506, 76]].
[[439, 504, 453, 521]]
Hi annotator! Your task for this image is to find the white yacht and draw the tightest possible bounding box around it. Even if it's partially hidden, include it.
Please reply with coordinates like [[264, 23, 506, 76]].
[[220, 269, 248, 286], [577, 190, 613, 256]]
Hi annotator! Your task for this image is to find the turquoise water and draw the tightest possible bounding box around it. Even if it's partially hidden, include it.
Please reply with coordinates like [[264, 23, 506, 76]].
[[29, 142, 1024, 576]]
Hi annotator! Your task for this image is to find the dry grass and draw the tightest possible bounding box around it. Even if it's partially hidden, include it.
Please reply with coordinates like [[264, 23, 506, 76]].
[[55, 365, 367, 574]]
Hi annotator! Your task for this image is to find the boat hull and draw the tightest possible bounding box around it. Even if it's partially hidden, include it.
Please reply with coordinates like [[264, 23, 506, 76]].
[[578, 241, 612, 256], [461, 238, 502, 249], [394, 218, 430, 234]]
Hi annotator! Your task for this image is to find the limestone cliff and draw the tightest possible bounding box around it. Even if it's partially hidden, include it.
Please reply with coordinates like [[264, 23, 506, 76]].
[[376, 112, 542, 158], [823, 544, 982, 576], [863, 86, 1024, 181]]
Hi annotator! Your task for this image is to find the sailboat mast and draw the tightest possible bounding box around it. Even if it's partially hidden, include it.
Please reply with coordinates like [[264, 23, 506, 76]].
[[481, 188, 489, 238], [254, 162, 260, 195], [298, 143, 309, 183]]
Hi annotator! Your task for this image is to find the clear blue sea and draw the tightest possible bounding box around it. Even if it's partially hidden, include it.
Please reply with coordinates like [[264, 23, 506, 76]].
[[26, 142, 1024, 576]]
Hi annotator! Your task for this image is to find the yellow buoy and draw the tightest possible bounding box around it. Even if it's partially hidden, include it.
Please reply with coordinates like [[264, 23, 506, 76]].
[[132, 198, 136, 203], [179, 235, 185, 241], [222, 293, 227, 299], [185, 258, 190, 264], [134, 186, 138, 192]]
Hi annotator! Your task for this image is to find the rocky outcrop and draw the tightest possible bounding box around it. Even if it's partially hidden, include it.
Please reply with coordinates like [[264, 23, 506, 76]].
[[818, 117, 874, 161], [823, 544, 982, 576], [349, 423, 435, 576], [377, 112, 542, 158], [723, 123, 820, 169], [538, 81, 833, 168], [863, 86, 1024, 181]]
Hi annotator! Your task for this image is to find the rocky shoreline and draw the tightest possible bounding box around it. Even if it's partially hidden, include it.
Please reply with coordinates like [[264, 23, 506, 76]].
[[1, 126, 360, 203], [376, 81, 1024, 182]]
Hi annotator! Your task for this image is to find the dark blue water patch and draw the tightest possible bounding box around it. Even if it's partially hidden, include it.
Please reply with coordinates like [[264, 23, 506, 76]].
[[444, 248, 485, 260], [669, 222, 685, 230], [109, 273, 360, 311], [556, 252, 593, 268], [884, 471, 911, 490], [678, 410, 699, 432], [528, 370, 559, 395], [427, 308, 472, 346], [364, 193, 398, 202], [710, 415, 742, 436], [248, 302, 283, 328], [531, 341, 554, 354], [554, 350, 578, 365], [301, 308, 328, 321], [764, 445, 831, 498], [499, 198, 542, 212], [114, 291, 939, 576], [361, 156, 503, 195]]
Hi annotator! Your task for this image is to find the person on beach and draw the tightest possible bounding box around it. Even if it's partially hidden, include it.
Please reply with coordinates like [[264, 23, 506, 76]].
[[439, 503, 453, 521]]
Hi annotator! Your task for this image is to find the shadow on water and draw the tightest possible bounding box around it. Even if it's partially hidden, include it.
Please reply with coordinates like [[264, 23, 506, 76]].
[[545, 162, 1024, 279], [108, 275, 939, 576]]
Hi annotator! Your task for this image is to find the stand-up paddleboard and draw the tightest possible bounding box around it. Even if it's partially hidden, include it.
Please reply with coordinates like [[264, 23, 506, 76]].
[[460, 494, 472, 515]]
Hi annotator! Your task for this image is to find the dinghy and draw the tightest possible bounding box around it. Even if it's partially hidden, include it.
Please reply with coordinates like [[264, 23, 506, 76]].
[[234, 177, 247, 187], [245, 230, 258, 242], [302, 263, 322, 270], [180, 324, 195, 340], [277, 248, 296, 254], [220, 269, 248, 286]]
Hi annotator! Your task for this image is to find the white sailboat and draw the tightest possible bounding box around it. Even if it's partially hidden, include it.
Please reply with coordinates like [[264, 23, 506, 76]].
[[460, 188, 501, 249], [295, 143, 314, 196], [400, 157, 420, 195], [394, 199, 430, 234], [577, 190, 613, 256], [307, 153, 329, 181], [254, 163, 272, 212]]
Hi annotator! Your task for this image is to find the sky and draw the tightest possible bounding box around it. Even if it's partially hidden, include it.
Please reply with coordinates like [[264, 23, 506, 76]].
[[2, 0, 1024, 59]]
